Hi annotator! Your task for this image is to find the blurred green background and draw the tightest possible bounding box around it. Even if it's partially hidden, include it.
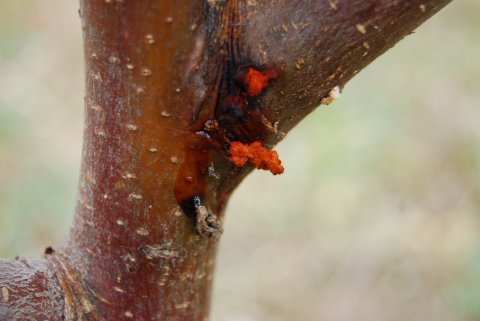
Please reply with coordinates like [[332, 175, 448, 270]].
[[0, 1, 479, 321]]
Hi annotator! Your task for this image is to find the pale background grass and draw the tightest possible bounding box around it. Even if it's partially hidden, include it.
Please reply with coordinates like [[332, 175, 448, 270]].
[[0, 1, 479, 321]]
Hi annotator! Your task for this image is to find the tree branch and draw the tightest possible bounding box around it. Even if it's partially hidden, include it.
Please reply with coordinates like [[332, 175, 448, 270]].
[[0, 0, 453, 320]]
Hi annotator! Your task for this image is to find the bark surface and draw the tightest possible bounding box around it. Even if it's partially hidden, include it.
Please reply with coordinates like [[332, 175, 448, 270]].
[[0, 1, 452, 320]]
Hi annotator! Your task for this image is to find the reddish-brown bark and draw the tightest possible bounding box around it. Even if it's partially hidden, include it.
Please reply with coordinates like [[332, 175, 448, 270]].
[[0, 258, 64, 320], [0, 1, 452, 320]]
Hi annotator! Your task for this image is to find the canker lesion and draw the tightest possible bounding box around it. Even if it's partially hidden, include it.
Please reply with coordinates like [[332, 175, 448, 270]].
[[195, 62, 284, 173], [174, 1, 284, 222]]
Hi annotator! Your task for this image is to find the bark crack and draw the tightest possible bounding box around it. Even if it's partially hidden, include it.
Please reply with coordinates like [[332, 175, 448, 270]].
[[46, 252, 103, 321]]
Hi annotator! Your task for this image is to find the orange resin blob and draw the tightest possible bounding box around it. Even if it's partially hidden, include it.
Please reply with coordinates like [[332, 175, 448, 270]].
[[228, 141, 284, 175], [242, 68, 277, 96]]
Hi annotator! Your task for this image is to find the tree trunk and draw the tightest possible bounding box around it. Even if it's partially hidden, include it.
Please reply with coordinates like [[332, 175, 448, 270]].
[[0, 1, 452, 320]]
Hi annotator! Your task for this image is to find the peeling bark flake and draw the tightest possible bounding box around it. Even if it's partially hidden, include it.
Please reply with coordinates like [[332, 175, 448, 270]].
[[321, 86, 341, 105], [2, 287, 9, 302], [195, 206, 223, 241]]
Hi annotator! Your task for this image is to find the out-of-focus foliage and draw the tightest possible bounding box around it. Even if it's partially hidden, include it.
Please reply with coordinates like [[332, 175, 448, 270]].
[[0, 1, 83, 257], [0, 1, 478, 321]]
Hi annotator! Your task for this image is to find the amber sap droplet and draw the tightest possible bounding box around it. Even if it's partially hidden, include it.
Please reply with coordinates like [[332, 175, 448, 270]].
[[185, 176, 194, 183]]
